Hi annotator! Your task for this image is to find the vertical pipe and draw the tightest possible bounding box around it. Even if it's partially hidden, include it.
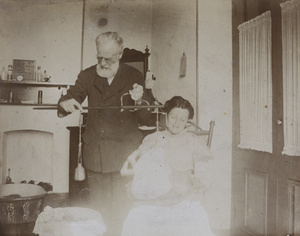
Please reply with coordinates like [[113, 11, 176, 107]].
[[80, 0, 86, 71], [195, 0, 199, 125]]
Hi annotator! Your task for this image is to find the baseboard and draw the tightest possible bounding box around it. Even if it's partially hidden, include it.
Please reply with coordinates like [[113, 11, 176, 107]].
[[212, 228, 231, 236]]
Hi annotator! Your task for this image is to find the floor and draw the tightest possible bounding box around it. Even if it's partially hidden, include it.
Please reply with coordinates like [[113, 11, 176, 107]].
[[0, 191, 231, 236]]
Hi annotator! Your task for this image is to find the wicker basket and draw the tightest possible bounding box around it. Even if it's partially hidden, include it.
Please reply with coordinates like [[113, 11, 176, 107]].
[[0, 184, 46, 224]]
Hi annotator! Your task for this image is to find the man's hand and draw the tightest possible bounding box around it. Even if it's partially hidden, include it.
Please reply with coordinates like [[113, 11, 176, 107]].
[[129, 83, 143, 104], [59, 98, 82, 113]]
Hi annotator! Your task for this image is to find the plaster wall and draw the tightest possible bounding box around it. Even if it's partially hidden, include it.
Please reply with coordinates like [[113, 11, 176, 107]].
[[197, 0, 232, 230], [0, 0, 82, 84], [82, 0, 153, 70], [151, 0, 197, 109]]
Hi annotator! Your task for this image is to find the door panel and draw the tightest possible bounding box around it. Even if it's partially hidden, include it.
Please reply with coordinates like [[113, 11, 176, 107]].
[[244, 169, 268, 235], [232, 149, 277, 236], [288, 180, 300, 234], [277, 156, 300, 236]]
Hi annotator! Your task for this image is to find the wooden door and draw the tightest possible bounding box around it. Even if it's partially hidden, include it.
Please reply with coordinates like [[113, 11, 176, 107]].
[[232, 0, 300, 235]]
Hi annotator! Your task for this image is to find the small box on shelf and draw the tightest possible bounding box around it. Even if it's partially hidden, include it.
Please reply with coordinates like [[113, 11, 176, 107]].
[[12, 59, 36, 81]]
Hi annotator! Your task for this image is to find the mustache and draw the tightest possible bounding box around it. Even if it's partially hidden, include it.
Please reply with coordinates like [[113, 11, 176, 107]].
[[96, 63, 119, 78], [99, 65, 110, 69]]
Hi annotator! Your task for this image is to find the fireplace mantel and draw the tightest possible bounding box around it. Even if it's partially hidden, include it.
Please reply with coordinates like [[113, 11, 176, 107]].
[[0, 105, 78, 193], [0, 80, 71, 105]]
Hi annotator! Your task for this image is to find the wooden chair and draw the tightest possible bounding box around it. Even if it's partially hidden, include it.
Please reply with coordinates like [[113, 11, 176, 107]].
[[120, 46, 150, 79], [158, 115, 215, 148], [186, 120, 215, 148], [120, 46, 157, 106]]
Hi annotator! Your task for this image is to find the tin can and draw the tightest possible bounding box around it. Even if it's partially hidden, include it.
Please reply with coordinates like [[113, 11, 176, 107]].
[[38, 90, 43, 104], [8, 90, 13, 103]]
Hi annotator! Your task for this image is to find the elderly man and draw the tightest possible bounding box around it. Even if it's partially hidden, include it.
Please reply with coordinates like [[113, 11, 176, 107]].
[[58, 31, 152, 235]]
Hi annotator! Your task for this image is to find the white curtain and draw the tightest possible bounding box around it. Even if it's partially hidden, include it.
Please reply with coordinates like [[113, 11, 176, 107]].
[[238, 11, 273, 153], [281, 0, 300, 156]]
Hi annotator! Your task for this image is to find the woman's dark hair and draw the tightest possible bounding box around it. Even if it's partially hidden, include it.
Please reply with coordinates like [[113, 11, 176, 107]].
[[164, 96, 194, 119]]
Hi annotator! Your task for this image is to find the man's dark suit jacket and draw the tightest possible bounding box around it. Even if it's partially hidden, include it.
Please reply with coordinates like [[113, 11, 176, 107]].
[[58, 63, 152, 173]]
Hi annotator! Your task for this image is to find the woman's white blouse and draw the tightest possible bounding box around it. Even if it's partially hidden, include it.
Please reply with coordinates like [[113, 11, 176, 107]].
[[138, 129, 213, 172]]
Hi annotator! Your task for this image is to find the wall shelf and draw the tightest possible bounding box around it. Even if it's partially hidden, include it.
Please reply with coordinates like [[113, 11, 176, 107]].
[[0, 103, 59, 106], [0, 80, 73, 105], [0, 80, 71, 88]]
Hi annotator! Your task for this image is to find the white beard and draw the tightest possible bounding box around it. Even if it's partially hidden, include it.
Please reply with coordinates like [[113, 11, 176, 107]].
[[96, 62, 119, 78]]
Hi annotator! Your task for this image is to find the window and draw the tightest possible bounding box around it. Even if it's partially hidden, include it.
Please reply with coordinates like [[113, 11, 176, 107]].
[[281, 0, 300, 156], [238, 11, 272, 153]]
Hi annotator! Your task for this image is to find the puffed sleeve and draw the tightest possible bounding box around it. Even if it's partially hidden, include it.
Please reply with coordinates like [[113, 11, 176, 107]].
[[193, 160, 212, 190], [138, 132, 158, 156], [192, 135, 214, 163]]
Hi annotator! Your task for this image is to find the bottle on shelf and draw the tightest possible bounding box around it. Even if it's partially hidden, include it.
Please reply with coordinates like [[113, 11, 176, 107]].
[[35, 66, 43, 82], [8, 88, 14, 103], [1, 67, 7, 80], [38, 90, 43, 104], [7, 65, 13, 80], [43, 70, 49, 82]]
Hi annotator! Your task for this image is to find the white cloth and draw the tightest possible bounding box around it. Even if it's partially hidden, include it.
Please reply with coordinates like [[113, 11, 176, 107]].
[[122, 201, 215, 236], [137, 130, 213, 192], [131, 148, 172, 199], [33, 206, 106, 236]]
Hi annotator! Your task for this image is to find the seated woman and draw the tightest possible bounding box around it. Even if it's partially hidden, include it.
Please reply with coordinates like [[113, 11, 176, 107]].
[[120, 96, 215, 236]]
